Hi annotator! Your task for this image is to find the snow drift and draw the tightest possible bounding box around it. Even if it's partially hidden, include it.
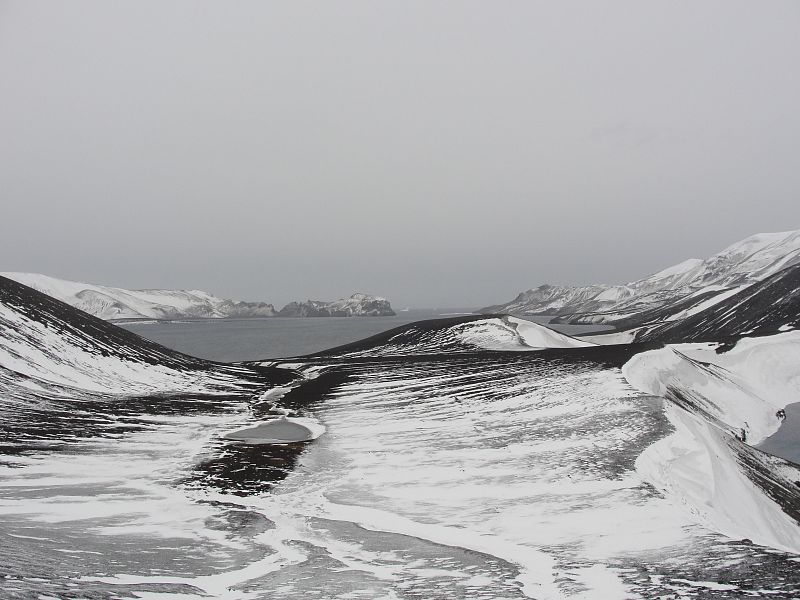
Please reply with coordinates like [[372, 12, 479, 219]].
[[623, 333, 800, 553]]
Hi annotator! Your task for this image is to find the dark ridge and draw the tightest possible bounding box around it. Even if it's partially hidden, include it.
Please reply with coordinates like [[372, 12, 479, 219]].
[[0, 275, 203, 369], [298, 314, 495, 357], [278, 370, 353, 410], [275, 340, 664, 370], [286, 314, 612, 361], [633, 263, 800, 344], [1, 276, 203, 367]]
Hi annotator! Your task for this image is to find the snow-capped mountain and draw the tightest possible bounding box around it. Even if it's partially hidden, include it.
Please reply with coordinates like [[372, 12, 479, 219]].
[[278, 293, 395, 317], [1, 272, 278, 321], [482, 230, 800, 324]]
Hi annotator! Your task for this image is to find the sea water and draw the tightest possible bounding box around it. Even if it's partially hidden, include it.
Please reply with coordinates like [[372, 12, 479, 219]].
[[120, 311, 608, 362]]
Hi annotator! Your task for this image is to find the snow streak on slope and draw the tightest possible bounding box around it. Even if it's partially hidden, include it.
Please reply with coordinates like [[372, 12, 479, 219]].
[[627, 263, 800, 343], [584, 263, 800, 346], [308, 315, 594, 358], [623, 334, 800, 553]]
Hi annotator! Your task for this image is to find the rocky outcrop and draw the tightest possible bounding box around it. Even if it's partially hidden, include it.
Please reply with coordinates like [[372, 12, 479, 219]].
[[278, 294, 395, 317]]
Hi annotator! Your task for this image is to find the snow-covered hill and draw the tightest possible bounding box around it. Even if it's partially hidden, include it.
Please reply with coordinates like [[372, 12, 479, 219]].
[[482, 230, 800, 325], [1, 273, 396, 321], [1, 272, 278, 321]]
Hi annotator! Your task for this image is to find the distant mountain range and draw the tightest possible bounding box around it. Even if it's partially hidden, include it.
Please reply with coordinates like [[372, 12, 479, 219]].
[[481, 230, 800, 326], [0, 272, 395, 321]]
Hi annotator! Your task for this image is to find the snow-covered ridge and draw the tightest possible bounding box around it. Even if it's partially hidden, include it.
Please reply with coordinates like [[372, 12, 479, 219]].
[[622, 334, 800, 553], [1, 272, 394, 320], [483, 229, 800, 324]]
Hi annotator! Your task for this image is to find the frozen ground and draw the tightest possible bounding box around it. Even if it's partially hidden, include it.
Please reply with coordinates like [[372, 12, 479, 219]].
[[2, 276, 800, 599], [4, 347, 799, 599]]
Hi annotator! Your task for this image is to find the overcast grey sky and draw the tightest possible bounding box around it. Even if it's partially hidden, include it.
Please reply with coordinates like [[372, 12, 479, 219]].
[[1, 1, 799, 307]]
